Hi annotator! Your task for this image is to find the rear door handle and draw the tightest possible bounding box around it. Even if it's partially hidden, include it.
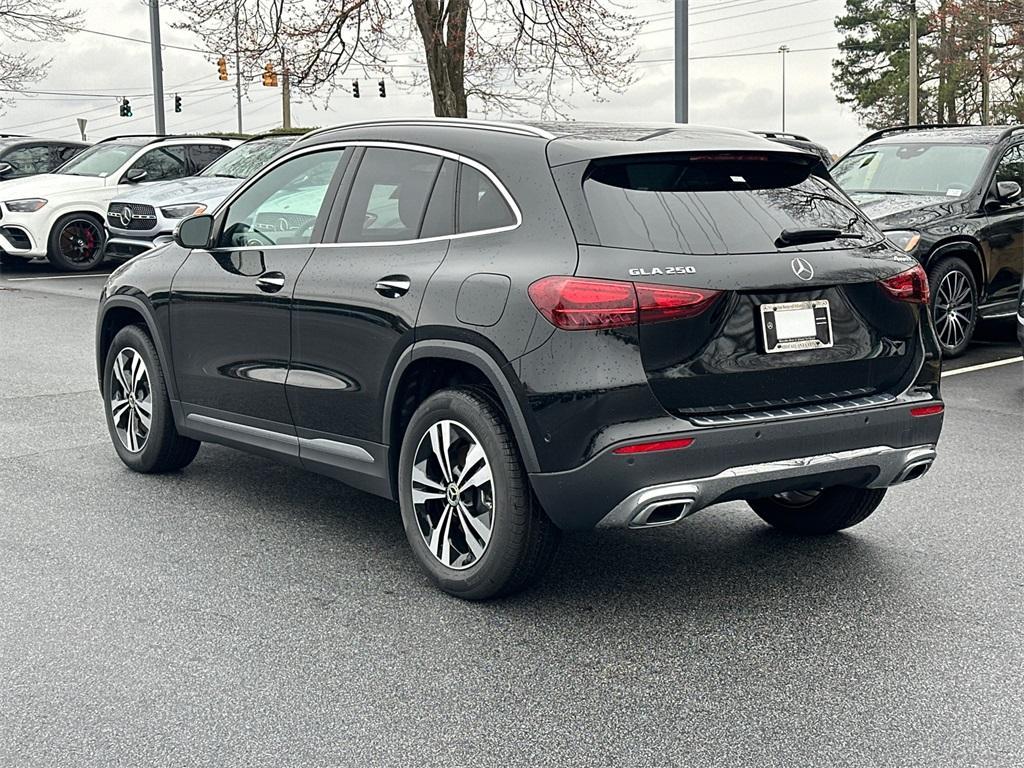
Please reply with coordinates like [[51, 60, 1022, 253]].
[[256, 271, 286, 293], [375, 275, 411, 298]]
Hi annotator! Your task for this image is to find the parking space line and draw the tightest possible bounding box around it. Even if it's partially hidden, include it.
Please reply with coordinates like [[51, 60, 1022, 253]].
[[942, 356, 1022, 377], [4, 274, 112, 281]]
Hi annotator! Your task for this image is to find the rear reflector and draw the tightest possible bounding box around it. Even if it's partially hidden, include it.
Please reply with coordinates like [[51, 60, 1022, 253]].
[[881, 264, 930, 304], [612, 437, 695, 455], [528, 276, 720, 330], [910, 403, 944, 417]]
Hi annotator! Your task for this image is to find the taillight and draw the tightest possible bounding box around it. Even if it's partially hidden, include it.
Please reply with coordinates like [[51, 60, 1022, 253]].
[[612, 437, 695, 455], [881, 264, 930, 304], [528, 276, 720, 330]]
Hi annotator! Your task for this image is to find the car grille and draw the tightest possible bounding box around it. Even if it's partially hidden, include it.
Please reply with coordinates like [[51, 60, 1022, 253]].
[[107, 202, 158, 231]]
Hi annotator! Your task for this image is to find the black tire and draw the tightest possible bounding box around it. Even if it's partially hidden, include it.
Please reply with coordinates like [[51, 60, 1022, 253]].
[[103, 324, 200, 473], [46, 213, 106, 271], [747, 486, 886, 534], [928, 256, 978, 358], [397, 388, 560, 600]]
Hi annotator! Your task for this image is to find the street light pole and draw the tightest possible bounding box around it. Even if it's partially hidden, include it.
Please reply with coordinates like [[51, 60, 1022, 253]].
[[674, 0, 688, 123], [909, 0, 918, 124], [148, 0, 166, 135], [779, 45, 789, 131], [234, 0, 243, 134]]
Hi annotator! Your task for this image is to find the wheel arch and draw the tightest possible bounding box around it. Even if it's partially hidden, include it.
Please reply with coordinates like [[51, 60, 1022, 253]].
[[96, 295, 178, 402], [922, 238, 986, 296], [383, 340, 541, 497]]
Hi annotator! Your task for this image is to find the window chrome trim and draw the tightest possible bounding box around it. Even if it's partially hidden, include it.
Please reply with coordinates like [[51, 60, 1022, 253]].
[[209, 139, 522, 252]]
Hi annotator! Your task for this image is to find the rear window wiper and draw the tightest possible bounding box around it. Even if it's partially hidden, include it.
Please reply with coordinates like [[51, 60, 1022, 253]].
[[776, 228, 865, 247]]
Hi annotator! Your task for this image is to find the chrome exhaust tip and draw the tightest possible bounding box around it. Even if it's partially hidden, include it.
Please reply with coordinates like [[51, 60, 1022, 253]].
[[629, 498, 696, 529], [893, 458, 934, 484]]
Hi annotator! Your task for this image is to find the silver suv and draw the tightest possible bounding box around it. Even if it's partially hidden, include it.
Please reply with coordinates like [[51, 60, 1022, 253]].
[[105, 134, 298, 259]]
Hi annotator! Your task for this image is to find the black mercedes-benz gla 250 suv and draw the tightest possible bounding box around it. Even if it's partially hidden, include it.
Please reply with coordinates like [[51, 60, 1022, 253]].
[[832, 125, 1024, 357], [96, 119, 945, 599]]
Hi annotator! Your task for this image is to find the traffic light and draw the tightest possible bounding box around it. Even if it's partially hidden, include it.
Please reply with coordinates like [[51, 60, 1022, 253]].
[[262, 62, 278, 87], [119, 98, 132, 117], [378, 79, 386, 98], [217, 56, 229, 81], [174, 94, 182, 113], [352, 80, 360, 98]]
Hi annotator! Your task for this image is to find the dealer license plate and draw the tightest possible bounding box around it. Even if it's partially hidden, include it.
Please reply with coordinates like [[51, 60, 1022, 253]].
[[760, 299, 834, 353]]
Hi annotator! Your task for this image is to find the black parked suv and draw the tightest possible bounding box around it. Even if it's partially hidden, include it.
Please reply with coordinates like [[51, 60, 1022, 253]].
[[96, 119, 945, 599], [832, 125, 1024, 357]]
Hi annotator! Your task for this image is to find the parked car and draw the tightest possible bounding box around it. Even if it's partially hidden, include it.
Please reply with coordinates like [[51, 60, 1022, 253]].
[[0, 137, 88, 180], [832, 125, 1024, 357], [754, 131, 832, 165], [0, 135, 237, 271], [104, 133, 300, 260], [96, 119, 944, 599]]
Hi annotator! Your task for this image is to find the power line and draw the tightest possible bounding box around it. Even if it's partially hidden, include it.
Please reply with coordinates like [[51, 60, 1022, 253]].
[[639, 0, 825, 35]]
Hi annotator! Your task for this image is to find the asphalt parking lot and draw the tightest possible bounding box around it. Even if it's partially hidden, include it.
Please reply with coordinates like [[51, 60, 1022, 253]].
[[1, 262, 1022, 767]]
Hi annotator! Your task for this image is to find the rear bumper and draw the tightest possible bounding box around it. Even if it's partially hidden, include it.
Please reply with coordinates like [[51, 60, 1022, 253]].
[[529, 397, 944, 530]]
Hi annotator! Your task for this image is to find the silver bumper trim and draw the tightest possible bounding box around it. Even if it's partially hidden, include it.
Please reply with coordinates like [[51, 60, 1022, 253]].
[[598, 444, 937, 529]]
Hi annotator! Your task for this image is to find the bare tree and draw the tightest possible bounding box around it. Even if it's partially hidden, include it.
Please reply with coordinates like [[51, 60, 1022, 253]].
[[0, 0, 82, 112], [165, 0, 645, 118]]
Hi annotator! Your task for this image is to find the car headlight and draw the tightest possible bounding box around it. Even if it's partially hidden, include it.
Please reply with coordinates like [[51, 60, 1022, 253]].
[[4, 198, 47, 212], [884, 229, 921, 252], [160, 203, 207, 219]]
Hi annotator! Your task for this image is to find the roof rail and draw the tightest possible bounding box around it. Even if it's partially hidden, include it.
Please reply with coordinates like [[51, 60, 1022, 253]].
[[753, 130, 811, 142], [97, 134, 239, 145], [997, 125, 1024, 141], [854, 124, 973, 148], [299, 117, 555, 142]]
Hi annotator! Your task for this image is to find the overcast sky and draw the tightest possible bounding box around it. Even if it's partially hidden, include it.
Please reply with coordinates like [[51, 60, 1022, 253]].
[[1, 0, 869, 155]]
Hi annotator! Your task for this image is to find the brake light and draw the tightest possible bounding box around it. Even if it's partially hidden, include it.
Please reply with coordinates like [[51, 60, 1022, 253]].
[[528, 276, 720, 330], [910, 403, 944, 417], [635, 283, 721, 323], [881, 264, 930, 304], [612, 437, 695, 455]]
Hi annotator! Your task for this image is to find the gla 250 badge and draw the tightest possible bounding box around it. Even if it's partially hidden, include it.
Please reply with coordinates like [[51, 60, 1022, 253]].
[[628, 266, 697, 277]]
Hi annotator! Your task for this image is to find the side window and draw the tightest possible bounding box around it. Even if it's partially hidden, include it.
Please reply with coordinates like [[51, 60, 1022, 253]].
[[994, 145, 1024, 189], [189, 144, 230, 173], [420, 159, 457, 239], [338, 148, 442, 242], [54, 145, 83, 165], [457, 164, 516, 233], [128, 146, 188, 182], [3, 145, 54, 176], [218, 149, 344, 248]]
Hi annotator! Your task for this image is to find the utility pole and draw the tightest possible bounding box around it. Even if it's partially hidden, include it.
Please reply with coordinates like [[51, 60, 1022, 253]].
[[281, 49, 292, 130], [909, 0, 919, 124], [674, 0, 688, 123], [779, 45, 789, 131], [234, 0, 243, 134], [148, 0, 166, 135], [981, 0, 990, 125]]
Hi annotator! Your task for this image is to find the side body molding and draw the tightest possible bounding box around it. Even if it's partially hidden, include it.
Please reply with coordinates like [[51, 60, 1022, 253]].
[[382, 340, 541, 474]]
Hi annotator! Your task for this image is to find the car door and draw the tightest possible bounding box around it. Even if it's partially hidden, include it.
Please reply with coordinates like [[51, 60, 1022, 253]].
[[980, 142, 1024, 311], [288, 146, 455, 480], [169, 147, 349, 440]]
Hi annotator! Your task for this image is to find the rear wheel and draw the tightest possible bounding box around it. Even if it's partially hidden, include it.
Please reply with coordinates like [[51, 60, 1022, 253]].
[[748, 486, 886, 534], [47, 213, 106, 271], [928, 256, 977, 358], [397, 388, 559, 600], [103, 324, 200, 473]]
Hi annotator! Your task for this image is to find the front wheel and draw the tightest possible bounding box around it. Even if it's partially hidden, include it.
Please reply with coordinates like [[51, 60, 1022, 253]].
[[929, 256, 978, 358], [47, 213, 106, 271], [748, 486, 886, 534], [397, 388, 559, 600]]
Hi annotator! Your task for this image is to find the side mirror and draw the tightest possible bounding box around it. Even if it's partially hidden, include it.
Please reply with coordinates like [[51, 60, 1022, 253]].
[[0, 162, 13, 177], [995, 180, 1022, 204], [124, 168, 148, 183], [174, 214, 215, 249]]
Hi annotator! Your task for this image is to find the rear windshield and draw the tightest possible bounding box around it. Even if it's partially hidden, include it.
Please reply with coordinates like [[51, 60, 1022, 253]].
[[581, 153, 880, 254]]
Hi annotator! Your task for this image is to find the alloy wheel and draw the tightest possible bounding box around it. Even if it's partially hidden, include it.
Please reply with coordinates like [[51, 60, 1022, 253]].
[[411, 419, 495, 570], [933, 269, 974, 351], [110, 347, 152, 453], [59, 219, 103, 266]]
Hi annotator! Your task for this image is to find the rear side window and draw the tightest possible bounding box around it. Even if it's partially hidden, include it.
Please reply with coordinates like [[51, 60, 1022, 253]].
[[189, 144, 230, 173], [458, 165, 515, 233], [339, 148, 442, 242], [582, 153, 879, 254]]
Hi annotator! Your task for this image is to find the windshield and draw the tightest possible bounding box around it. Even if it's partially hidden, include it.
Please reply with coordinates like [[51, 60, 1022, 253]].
[[832, 142, 991, 197], [582, 153, 881, 254], [200, 137, 293, 179], [57, 143, 139, 177]]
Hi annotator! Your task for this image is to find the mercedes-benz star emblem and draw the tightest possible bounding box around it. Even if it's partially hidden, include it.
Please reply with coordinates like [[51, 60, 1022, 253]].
[[118, 206, 133, 228], [791, 257, 814, 281]]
